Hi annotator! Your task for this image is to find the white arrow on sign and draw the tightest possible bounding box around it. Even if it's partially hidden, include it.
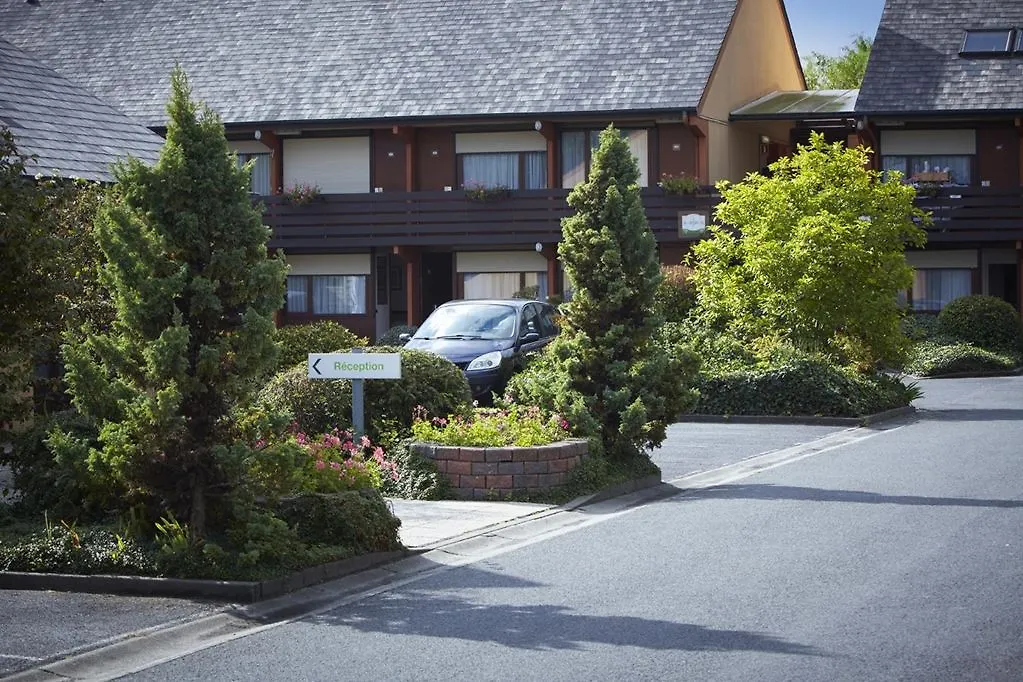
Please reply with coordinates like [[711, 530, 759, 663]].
[[307, 353, 402, 379]]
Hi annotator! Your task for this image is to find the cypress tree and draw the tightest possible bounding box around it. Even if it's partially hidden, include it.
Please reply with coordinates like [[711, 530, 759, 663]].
[[60, 68, 286, 537], [552, 125, 691, 460]]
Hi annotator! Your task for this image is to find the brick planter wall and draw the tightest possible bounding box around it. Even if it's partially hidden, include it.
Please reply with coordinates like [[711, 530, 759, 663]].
[[410, 439, 589, 500]]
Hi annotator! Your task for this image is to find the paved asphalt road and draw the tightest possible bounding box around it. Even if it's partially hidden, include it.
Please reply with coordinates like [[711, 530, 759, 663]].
[[117, 376, 1023, 682]]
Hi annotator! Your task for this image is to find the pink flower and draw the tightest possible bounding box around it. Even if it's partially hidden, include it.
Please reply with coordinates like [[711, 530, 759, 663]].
[[314, 460, 326, 470], [254, 438, 266, 449], [329, 461, 341, 471], [560, 419, 569, 430], [360, 435, 371, 447], [295, 433, 308, 445]]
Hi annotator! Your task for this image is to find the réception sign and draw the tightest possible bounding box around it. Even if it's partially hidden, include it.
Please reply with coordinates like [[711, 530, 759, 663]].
[[307, 353, 402, 379]]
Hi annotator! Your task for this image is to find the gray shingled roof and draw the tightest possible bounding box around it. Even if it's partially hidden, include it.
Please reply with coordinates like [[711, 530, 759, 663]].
[[0, 38, 163, 183], [858, 0, 1023, 114], [0, 0, 738, 128]]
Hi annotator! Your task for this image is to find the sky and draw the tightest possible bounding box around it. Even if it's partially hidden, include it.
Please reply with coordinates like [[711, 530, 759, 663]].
[[784, 0, 886, 58]]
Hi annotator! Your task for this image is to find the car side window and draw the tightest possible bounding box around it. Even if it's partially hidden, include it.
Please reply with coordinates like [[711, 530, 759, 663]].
[[520, 304, 540, 337], [539, 304, 558, 338]]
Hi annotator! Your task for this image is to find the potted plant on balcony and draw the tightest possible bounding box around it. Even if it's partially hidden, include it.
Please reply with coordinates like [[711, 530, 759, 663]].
[[657, 172, 700, 196], [283, 182, 322, 205], [463, 180, 512, 203]]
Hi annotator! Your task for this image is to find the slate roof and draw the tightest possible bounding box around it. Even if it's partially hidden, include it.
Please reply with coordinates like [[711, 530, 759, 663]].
[[0, 38, 163, 182], [857, 0, 1023, 114], [0, 0, 739, 128]]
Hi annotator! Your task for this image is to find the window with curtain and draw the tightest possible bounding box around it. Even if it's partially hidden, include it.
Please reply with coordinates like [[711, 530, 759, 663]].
[[460, 152, 548, 190], [911, 269, 972, 311], [312, 276, 367, 314], [561, 128, 649, 188], [881, 155, 972, 185], [237, 152, 271, 195], [286, 276, 309, 313], [463, 272, 548, 299]]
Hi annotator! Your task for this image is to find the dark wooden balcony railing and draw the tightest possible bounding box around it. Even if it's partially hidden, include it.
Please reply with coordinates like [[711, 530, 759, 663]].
[[261, 188, 720, 250], [914, 186, 1023, 242], [259, 186, 1023, 250]]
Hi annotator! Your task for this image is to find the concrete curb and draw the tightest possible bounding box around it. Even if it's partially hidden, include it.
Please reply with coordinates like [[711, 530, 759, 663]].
[[907, 366, 1023, 380], [0, 550, 410, 603], [675, 405, 917, 427], [560, 473, 664, 510]]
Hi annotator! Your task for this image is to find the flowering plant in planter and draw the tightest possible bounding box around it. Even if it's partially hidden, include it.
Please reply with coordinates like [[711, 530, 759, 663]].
[[249, 427, 398, 497], [463, 180, 512, 203], [657, 172, 700, 196], [282, 182, 322, 205], [411, 403, 569, 447]]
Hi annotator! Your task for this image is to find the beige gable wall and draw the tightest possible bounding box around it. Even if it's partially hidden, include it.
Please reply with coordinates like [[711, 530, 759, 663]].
[[699, 0, 804, 182]]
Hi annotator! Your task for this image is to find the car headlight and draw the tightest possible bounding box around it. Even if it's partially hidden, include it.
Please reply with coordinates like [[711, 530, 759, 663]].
[[466, 351, 502, 372]]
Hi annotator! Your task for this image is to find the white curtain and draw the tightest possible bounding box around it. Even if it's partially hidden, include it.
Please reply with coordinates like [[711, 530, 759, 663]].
[[913, 269, 971, 311], [881, 155, 972, 185], [561, 132, 586, 189], [313, 276, 367, 314], [286, 276, 308, 313], [463, 273, 521, 299], [462, 154, 519, 189], [238, 153, 271, 195], [524, 152, 547, 189], [624, 129, 649, 187]]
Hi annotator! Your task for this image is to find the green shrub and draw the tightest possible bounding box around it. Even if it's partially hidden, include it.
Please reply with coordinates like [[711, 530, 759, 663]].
[[275, 321, 368, 371], [512, 284, 541, 300], [937, 295, 1023, 351], [900, 313, 941, 341], [376, 432, 452, 500], [0, 522, 157, 576], [275, 490, 401, 551], [411, 404, 570, 447], [378, 325, 417, 347], [904, 341, 1020, 377], [691, 358, 919, 417], [2, 411, 120, 518], [257, 346, 472, 436], [652, 265, 696, 323]]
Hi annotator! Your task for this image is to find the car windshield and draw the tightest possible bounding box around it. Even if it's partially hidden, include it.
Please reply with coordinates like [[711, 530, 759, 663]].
[[414, 304, 517, 341]]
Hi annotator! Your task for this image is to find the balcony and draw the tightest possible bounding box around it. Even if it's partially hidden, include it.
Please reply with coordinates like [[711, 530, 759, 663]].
[[259, 186, 1023, 251], [914, 187, 1023, 242], [261, 188, 720, 250]]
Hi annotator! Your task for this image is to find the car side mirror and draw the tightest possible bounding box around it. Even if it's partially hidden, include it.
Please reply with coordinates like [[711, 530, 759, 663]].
[[520, 331, 541, 344], [398, 333, 411, 342]]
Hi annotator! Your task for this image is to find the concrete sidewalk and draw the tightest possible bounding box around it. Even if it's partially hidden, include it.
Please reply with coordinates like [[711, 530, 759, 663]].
[[387, 498, 553, 550]]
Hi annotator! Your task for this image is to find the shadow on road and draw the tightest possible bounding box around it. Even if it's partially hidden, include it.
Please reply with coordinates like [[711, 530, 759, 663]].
[[915, 408, 1023, 422], [303, 566, 827, 657], [671, 484, 1023, 509]]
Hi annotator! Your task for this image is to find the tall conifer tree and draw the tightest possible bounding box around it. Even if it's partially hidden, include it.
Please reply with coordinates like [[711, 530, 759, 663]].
[[61, 68, 286, 537]]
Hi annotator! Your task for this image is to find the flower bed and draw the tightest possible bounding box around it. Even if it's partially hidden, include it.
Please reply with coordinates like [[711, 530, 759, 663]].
[[409, 404, 586, 499], [409, 439, 589, 500]]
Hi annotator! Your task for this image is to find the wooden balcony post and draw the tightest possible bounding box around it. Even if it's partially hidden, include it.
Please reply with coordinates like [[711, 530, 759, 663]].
[[684, 115, 710, 186], [257, 130, 283, 194], [540, 244, 559, 299], [394, 126, 417, 192], [537, 121, 558, 189], [393, 246, 422, 326]]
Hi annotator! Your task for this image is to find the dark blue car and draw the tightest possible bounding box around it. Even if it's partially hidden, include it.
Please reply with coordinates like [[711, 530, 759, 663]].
[[402, 299, 560, 402]]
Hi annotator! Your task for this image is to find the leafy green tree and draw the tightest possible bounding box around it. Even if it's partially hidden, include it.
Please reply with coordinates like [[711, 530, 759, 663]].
[[0, 128, 51, 433], [803, 35, 872, 89], [60, 68, 286, 538], [689, 132, 929, 368], [529, 126, 694, 461]]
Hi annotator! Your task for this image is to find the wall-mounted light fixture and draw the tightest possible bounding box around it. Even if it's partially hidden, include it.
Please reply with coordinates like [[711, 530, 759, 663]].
[[431, 149, 439, 156], [387, 151, 395, 158], [254, 130, 262, 140], [534, 242, 543, 253], [760, 135, 770, 145], [534, 121, 543, 131], [671, 143, 681, 151]]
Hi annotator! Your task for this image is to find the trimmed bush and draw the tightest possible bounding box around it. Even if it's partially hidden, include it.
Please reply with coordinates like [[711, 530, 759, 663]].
[[275, 321, 368, 371], [653, 265, 696, 323], [691, 358, 919, 417], [900, 313, 940, 341], [905, 341, 1019, 377], [1, 525, 158, 576], [377, 433, 452, 500], [937, 295, 1022, 350], [257, 346, 472, 436], [377, 324, 417, 347], [275, 490, 402, 552]]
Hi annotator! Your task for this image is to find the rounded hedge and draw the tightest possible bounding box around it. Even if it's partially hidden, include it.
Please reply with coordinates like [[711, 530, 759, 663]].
[[937, 295, 1022, 350], [274, 321, 367, 372], [904, 341, 1018, 377], [377, 324, 417, 347], [257, 345, 472, 435]]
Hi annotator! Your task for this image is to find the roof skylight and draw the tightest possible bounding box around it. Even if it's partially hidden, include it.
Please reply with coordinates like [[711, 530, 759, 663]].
[[960, 29, 1015, 55]]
